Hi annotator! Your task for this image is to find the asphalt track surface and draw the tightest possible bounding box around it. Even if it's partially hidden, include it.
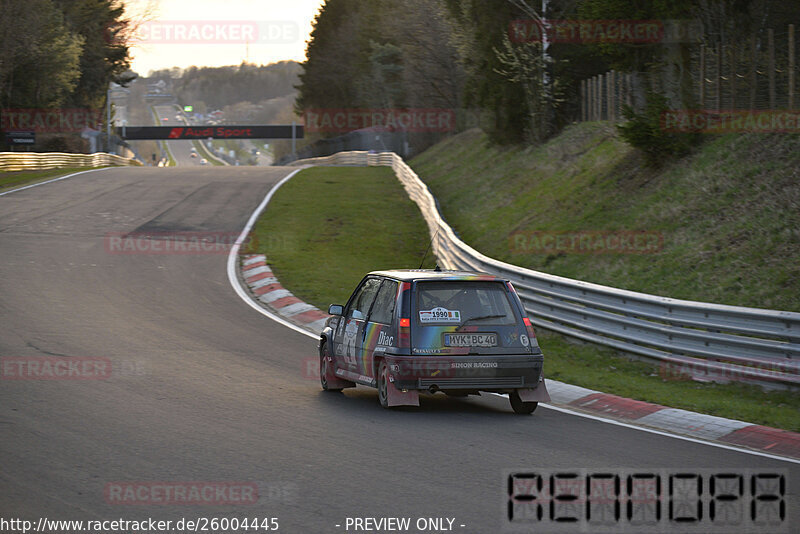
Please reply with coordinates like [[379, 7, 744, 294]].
[[0, 166, 797, 533]]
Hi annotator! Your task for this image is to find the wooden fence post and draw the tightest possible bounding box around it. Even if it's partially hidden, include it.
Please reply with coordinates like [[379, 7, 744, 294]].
[[626, 73, 632, 108], [768, 29, 775, 108], [790, 24, 795, 109], [729, 45, 736, 110], [749, 37, 757, 109], [595, 75, 600, 120], [715, 43, 722, 111], [580, 79, 584, 122], [699, 44, 705, 108]]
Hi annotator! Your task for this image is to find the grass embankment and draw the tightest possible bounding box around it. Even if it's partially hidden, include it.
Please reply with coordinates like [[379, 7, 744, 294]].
[[410, 125, 800, 312], [211, 139, 256, 165], [0, 167, 102, 192], [252, 166, 435, 309], [252, 163, 799, 430], [408, 124, 799, 429]]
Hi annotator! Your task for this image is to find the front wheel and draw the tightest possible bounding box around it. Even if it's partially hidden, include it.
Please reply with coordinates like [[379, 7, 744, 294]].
[[509, 391, 538, 415], [320, 344, 342, 392], [377, 359, 390, 408]]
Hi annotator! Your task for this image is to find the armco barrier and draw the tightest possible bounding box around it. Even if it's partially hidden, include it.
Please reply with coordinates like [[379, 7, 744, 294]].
[[0, 152, 141, 172], [288, 151, 800, 389]]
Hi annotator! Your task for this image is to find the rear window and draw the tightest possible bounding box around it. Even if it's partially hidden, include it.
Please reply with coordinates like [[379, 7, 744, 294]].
[[414, 281, 517, 326]]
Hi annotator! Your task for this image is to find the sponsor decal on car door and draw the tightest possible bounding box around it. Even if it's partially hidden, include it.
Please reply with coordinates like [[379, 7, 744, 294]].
[[357, 280, 398, 378], [339, 278, 382, 376]]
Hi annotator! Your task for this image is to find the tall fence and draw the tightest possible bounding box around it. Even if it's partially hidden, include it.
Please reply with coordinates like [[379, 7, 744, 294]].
[[580, 24, 797, 121], [289, 151, 800, 389], [0, 152, 141, 172]]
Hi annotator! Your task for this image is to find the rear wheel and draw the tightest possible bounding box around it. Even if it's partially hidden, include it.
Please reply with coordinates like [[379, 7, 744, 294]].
[[377, 359, 390, 408], [509, 390, 538, 415], [320, 343, 341, 392]]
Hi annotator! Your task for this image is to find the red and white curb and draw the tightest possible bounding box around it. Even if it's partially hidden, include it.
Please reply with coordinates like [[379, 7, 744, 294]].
[[547, 381, 800, 460], [240, 254, 330, 333]]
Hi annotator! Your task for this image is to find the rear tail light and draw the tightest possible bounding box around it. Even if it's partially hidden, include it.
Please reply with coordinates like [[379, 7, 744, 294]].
[[397, 283, 412, 349], [398, 318, 410, 348], [523, 317, 536, 339]]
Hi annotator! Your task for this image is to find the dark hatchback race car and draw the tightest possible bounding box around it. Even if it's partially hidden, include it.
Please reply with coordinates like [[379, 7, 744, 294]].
[[318, 269, 551, 414]]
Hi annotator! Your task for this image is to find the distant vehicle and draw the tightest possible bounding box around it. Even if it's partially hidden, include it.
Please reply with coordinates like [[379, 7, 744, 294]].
[[161, 117, 169, 121], [319, 269, 550, 413], [200, 158, 208, 165], [190, 152, 198, 158]]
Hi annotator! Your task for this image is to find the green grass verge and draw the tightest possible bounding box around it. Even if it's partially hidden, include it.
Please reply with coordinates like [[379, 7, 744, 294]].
[[149, 106, 176, 167], [410, 125, 800, 312], [407, 124, 799, 429], [211, 139, 256, 165], [250, 164, 800, 431], [160, 141, 176, 167], [192, 140, 224, 166], [251, 166, 436, 310], [0, 167, 103, 192], [540, 331, 799, 431]]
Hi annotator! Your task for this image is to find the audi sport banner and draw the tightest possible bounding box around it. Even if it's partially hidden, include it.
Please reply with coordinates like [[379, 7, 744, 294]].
[[119, 125, 303, 140]]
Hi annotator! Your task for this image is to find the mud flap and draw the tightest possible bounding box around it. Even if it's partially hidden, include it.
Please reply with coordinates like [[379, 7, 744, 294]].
[[517, 380, 551, 403], [387, 378, 420, 407], [327, 375, 356, 390], [323, 357, 355, 390]]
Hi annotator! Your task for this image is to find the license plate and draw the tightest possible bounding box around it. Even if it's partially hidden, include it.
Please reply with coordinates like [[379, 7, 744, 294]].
[[444, 333, 497, 347]]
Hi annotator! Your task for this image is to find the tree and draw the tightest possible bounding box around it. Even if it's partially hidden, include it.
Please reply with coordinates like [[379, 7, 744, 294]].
[[443, 0, 533, 143], [0, 0, 83, 108], [53, 0, 133, 108]]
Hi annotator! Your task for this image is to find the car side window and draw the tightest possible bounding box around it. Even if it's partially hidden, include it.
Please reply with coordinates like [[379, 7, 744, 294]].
[[346, 278, 382, 320], [368, 280, 398, 325]]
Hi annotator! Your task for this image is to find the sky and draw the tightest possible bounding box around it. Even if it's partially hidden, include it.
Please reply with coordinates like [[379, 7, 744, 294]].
[[124, 0, 326, 75]]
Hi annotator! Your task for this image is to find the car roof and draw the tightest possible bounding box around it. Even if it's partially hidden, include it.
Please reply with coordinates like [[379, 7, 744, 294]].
[[367, 269, 507, 283]]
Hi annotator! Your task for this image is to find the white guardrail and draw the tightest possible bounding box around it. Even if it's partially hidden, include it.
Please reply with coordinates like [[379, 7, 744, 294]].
[[289, 151, 800, 389], [0, 152, 141, 172]]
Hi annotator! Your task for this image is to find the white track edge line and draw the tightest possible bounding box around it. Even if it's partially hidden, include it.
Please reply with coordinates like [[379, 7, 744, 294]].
[[229, 167, 798, 465], [489, 392, 800, 464], [0, 167, 112, 197], [227, 167, 316, 340]]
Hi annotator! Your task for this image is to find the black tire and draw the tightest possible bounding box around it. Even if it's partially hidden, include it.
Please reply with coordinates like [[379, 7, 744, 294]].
[[320, 343, 342, 392], [377, 359, 390, 408], [509, 390, 538, 415]]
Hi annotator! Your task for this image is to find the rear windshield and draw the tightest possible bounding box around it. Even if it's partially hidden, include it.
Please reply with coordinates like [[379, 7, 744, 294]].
[[414, 281, 517, 326]]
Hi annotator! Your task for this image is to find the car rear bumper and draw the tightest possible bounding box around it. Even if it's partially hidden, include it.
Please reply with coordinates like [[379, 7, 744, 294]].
[[384, 354, 544, 392]]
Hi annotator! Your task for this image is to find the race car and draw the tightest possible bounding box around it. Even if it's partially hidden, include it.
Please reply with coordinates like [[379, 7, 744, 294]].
[[319, 269, 550, 414]]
